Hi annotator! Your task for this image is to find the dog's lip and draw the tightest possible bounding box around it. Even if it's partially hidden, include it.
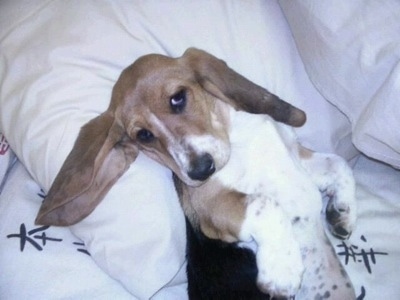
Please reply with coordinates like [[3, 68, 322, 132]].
[[188, 173, 212, 184], [181, 172, 214, 187]]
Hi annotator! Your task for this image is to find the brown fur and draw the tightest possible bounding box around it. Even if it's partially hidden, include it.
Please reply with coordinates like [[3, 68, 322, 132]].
[[174, 175, 246, 243]]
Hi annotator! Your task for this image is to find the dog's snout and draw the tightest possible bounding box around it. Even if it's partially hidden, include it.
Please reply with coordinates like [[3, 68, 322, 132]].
[[188, 153, 216, 181]]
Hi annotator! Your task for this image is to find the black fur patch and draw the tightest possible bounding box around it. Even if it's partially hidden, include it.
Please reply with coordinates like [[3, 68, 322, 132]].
[[185, 218, 270, 300]]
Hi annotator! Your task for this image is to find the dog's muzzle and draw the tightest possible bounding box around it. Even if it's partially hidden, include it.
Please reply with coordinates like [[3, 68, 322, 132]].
[[188, 153, 216, 181]]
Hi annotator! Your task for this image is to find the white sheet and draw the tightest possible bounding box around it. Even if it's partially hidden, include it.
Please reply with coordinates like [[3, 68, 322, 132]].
[[1, 149, 400, 299], [279, 0, 400, 168], [341, 156, 400, 299]]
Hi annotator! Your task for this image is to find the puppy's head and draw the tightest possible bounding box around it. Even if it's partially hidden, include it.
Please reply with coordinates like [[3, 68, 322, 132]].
[[117, 54, 232, 186], [35, 48, 306, 226]]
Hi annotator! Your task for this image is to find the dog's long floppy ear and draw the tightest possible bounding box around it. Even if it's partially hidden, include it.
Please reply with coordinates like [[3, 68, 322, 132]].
[[35, 111, 138, 226], [182, 48, 306, 127]]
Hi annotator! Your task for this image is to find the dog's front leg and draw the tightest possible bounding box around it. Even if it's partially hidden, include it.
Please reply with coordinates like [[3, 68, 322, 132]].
[[240, 194, 304, 298], [299, 148, 357, 239]]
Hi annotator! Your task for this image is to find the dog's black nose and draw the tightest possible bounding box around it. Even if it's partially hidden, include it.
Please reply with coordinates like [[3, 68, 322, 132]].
[[188, 153, 216, 181]]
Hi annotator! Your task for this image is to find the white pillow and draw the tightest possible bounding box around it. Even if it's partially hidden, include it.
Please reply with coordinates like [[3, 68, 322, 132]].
[[0, 0, 356, 297], [279, 0, 400, 168], [0, 162, 135, 300]]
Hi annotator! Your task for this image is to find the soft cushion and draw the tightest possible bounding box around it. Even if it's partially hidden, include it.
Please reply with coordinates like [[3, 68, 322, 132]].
[[279, 0, 400, 168], [0, 0, 356, 297]]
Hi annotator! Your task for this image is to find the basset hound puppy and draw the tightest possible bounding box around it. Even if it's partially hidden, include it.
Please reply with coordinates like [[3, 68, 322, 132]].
[[36, 48, 356, 299]]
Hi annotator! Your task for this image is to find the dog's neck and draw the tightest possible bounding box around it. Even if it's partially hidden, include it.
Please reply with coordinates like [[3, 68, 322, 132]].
[[215, 109, 322, 218], [214, 110, 299, 192]]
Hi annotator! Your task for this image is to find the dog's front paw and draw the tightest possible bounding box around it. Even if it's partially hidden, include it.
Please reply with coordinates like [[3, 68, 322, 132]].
[[325, 189, 356, 240], [256, 243, 304, 298]]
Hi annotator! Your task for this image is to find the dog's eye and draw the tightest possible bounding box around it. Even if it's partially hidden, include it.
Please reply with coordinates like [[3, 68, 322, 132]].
[[136, 129, 155, 143], [170, 89, 187, 113]]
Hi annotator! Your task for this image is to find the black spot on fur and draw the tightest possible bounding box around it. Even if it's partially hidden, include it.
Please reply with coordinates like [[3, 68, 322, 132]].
[[292, 216, 301, 224]]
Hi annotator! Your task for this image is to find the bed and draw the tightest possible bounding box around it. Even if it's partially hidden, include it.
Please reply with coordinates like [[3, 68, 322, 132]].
[[1, 1, 399, 299]]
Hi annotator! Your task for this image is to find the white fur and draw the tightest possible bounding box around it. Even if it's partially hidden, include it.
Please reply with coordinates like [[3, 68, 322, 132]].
[[214, 110, 357, 299]]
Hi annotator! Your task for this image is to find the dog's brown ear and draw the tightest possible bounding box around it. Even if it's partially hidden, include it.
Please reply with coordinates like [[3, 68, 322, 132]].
[[182, 48, 306, 127], [35, 111, 138, 226]]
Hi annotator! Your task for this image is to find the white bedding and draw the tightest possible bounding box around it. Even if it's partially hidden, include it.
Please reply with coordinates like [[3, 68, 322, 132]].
[[1, 144, 400, 299], [279, 0, 400, 168], [1, 1, 399, 299]]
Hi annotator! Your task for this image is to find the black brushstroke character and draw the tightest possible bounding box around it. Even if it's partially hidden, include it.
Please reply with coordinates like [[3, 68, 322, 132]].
[[7, 223, 63, 252], [73, 241, 91, 256], [356, 286, 366, 300], [37, 189, 47, 199], [337, 235, 388, 274]]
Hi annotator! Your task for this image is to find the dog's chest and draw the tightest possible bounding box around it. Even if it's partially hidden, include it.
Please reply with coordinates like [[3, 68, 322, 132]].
[[214, 112, 321, 218]]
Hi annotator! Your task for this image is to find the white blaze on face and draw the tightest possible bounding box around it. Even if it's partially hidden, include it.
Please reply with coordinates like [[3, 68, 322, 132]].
[[179, 134, 230, 171]]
